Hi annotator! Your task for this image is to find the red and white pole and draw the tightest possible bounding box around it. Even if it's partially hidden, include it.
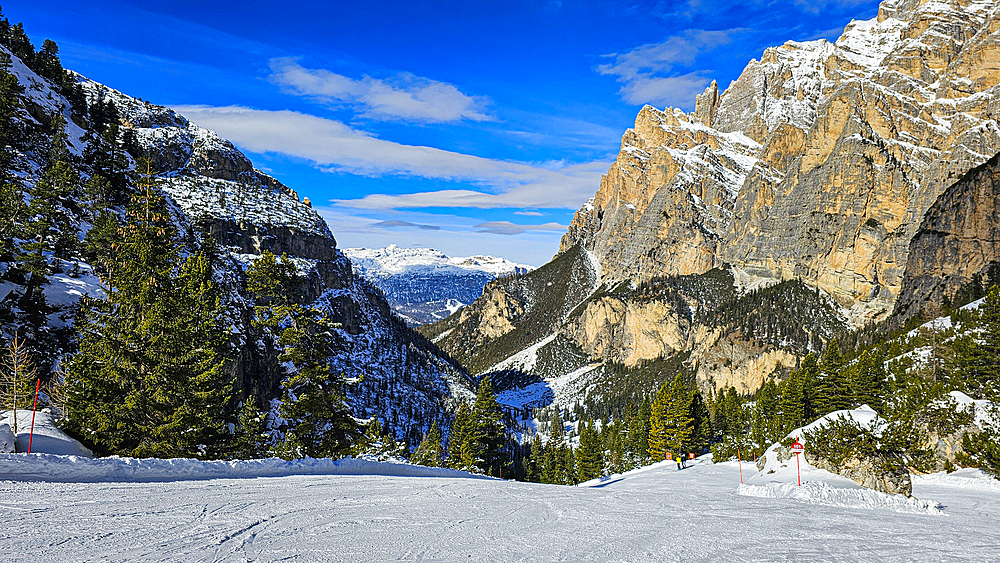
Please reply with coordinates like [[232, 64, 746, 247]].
[[791, 437, 804, 487], [796, 449, 801, 487], [737, 448, 743, 484], [27, 379, 39, 454]]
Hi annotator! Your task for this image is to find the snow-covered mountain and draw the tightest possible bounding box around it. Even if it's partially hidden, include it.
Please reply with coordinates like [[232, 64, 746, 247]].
[[344, 245, 532, 325], [0, 35, 472, 447]]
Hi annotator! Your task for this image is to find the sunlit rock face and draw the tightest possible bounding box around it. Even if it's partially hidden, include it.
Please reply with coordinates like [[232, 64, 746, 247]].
[[562, 0, 1000, 326]]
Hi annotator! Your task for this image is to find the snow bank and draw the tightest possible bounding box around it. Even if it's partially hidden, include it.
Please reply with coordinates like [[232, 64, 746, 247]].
[[2, 411, 92, 457], [913, 468, 1000, 493], [0, 453, 491, 483], [737, 481, 943, 514]]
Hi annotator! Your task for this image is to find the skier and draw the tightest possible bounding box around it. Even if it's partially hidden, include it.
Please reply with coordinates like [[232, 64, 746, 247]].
[[676, 454, 683, 470]]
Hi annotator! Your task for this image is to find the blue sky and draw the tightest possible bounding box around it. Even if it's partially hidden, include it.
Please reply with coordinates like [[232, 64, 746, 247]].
[[9, 0, 881, 265]]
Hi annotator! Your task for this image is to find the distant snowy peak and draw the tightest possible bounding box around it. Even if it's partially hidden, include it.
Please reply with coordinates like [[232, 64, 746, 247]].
[[344, 246, 534, 325], [344, 245, 533, 277]]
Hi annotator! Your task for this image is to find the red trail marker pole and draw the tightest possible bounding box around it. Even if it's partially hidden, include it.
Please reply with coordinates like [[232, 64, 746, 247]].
[[791, 438, 804, 487], [737, 448, 744, 484], [27, 379, 40, 454]]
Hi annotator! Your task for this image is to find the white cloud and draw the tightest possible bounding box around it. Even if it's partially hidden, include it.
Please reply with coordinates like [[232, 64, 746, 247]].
[[268, 57, 492, 123], [791, 0, 871, 15], [172, 105, 609, 210], [474, 221, 567, 235], [597, 30, 733, 107], [514, 210, 544, 216], [373, 219, 441, 230]]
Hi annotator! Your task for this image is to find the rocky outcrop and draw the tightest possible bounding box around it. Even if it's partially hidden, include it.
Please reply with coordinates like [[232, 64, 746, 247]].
[[806, 451, 913, 496], [688, 327, 798, 393], [561, 0, 1000, 327], [564, 294, 691, 366], [892, 152, 1000, 324], [760, 442, 912, 496]]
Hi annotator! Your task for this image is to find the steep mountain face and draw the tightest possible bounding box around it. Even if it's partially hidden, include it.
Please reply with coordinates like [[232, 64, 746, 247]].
[[344, 245, 531, 325], [892, 151, 1000, 322], [0, 44, 471, 445], [429, 0, 1000, 410], [562, 0, 1000, 324]]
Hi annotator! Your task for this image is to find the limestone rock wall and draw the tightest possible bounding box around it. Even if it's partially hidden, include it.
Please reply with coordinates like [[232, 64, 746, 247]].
[[561, 0, 1000, 326], [892, 152, 1000, 323]]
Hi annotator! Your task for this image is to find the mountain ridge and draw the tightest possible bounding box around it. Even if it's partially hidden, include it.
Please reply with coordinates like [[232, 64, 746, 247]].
[[425, 0, 1000, 410]]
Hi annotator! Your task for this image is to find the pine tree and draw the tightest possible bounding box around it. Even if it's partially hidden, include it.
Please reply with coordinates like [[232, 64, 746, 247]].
[[541, 411, 570, 484], [965, 286, 1000, 401], [780, 353, 818, 431], [647, 378, 672, 461], [34, 39, 63, 84], [688, 391, 711, 453], [233, 396, 268, 460], [814, 344, 853, 415], [354, 419, 405, 461], [525, 434, 543, 482], [849, 347, 886, 410], [750, 379, 782, 457], [627, 398, 651, 467], [248, 250, 359, 459], [447, 402, 471, 470], [663, 374, 695, 456], [411, 421, 443, 467], [576, 421, 603, 482], [65, 164, 235, 458], [467, 375, 506, 476]]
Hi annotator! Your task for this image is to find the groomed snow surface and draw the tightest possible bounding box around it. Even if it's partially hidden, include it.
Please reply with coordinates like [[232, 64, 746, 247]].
[[2, 449, 999, 560]]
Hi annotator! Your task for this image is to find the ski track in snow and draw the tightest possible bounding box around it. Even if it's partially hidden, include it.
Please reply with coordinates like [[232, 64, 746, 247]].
[[1, 458, 998, 561]]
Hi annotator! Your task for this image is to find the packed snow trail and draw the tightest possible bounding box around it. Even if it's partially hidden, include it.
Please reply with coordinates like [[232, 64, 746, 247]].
[[1, 458, 998, 561]]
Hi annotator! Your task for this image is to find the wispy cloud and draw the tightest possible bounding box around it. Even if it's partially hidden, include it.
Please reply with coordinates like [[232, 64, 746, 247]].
[[790, 0, 872, 15], [173, 105, 608, 209], [474, 221, 567, 235], [373, 219, 441, 230], [597, 29, 734, 107], [268, 57, 492, 123], [514, 210, 544, 216]]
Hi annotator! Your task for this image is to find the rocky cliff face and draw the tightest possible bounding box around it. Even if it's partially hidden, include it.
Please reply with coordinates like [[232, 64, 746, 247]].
[[432, 0, 1000, 410], [892, 152, 1000, 322], [562, 0, 1000, 325]]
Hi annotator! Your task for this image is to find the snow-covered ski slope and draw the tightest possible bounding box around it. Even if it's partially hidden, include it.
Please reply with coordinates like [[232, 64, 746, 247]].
[[1, 455, 998, 561]]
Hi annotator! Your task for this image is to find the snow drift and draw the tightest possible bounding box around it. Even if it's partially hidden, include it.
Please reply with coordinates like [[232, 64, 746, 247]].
[[737, 481, 942, 514], [0, 453, 489, 483]]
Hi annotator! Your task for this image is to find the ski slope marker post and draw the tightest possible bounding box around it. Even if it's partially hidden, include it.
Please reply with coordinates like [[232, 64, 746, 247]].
[[27, 379, 40, 454], [791, 438, 804, 486], [737, 449, 743, 484]]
